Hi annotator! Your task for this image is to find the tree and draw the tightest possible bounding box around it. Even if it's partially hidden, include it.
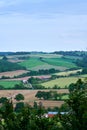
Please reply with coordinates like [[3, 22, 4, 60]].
[[35, 91, 43, 99], [0, 97, 8, 104], [15, 102, 25, 112], [0, 85, 4, 90], [61, 79, 87, 130], [15, 93, 24, 101], [2, 56, 8, 60]]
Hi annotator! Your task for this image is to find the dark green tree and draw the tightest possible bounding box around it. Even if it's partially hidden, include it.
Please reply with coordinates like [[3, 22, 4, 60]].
[[15, 102, 25, 113], [61, 79, 87, 130], [15, 93, 24, 101]]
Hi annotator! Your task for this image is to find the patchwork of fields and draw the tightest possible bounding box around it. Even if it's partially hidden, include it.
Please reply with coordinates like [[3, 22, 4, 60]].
[[0, 89, 68, 108], [0, 52, 87, 108], [18, 56, 77, 71]]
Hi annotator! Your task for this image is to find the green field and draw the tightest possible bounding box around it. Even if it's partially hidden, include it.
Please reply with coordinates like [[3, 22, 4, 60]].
[[19, 57, 45, 69], [42, 58, 77, 68], [18, 56, 77, 71], [18, 57, 68, 71], [61, 95, 69, 100], [41, 77, 84, 88], [0, 80, 21, 88]]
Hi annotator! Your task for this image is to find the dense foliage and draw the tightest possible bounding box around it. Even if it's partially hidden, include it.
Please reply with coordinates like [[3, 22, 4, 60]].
[[15, 93, 24, 101], [53, 51, 87, 57], [75, 55, 87, 68]]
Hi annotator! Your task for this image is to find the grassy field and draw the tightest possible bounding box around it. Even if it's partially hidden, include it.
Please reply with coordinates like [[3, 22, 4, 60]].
[[61, 95, 69, 100], [18, 56, 77, 71], [18, 57, 67, 71], [42, 58, 77, 68], [19, 57, 46, 70], [41, 77, 84, 88], [80, 74, 87, 78], [0, 80, 21, 88]]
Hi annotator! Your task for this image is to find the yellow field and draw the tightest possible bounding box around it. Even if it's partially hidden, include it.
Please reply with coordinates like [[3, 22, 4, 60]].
[[55, 69, 82, 76], [41, 77, 84, 88]]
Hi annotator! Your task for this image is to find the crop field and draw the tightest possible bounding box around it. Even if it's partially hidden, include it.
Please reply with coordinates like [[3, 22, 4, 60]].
[[0, 89, 68, 108], [41, 77, 84, 88], [55, 69, 82, 76], [0, 70, 28, 78], [0, 80, 21, 88]]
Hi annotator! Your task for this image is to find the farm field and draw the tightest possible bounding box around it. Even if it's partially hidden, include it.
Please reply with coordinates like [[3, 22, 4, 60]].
[[42, 57, 77, 68], [18, 57, 67, 71], [0, 89, 68, 108], [0, 75, 85, 89], [0, 70, 28, 78], [55, 69, 82, 76], [41, 77, 84, 88], [15, 53, 78, 71], [18, 57, 45, 69], [0, 80, 21, 88]]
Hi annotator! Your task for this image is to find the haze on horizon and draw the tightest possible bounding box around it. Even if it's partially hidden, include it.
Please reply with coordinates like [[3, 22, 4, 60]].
[[0, 0, 87, 52]]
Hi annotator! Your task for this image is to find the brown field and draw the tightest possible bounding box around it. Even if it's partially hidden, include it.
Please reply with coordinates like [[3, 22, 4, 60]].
[[8, 75, 51, 81], [0, 89, 68, 108], [0, 70, 28, 78], [8, 59, 24, 63]]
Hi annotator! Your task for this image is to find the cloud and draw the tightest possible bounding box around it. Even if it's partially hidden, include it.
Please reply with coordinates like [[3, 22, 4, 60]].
[[0, 0, 87, 51]]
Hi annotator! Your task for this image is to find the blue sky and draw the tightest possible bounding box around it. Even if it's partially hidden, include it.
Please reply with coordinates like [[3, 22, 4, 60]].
[[0, 0, 87, 52]]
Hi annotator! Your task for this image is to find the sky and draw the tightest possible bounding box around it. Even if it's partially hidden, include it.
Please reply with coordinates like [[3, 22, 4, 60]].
[[0, 0, 87, 52]]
